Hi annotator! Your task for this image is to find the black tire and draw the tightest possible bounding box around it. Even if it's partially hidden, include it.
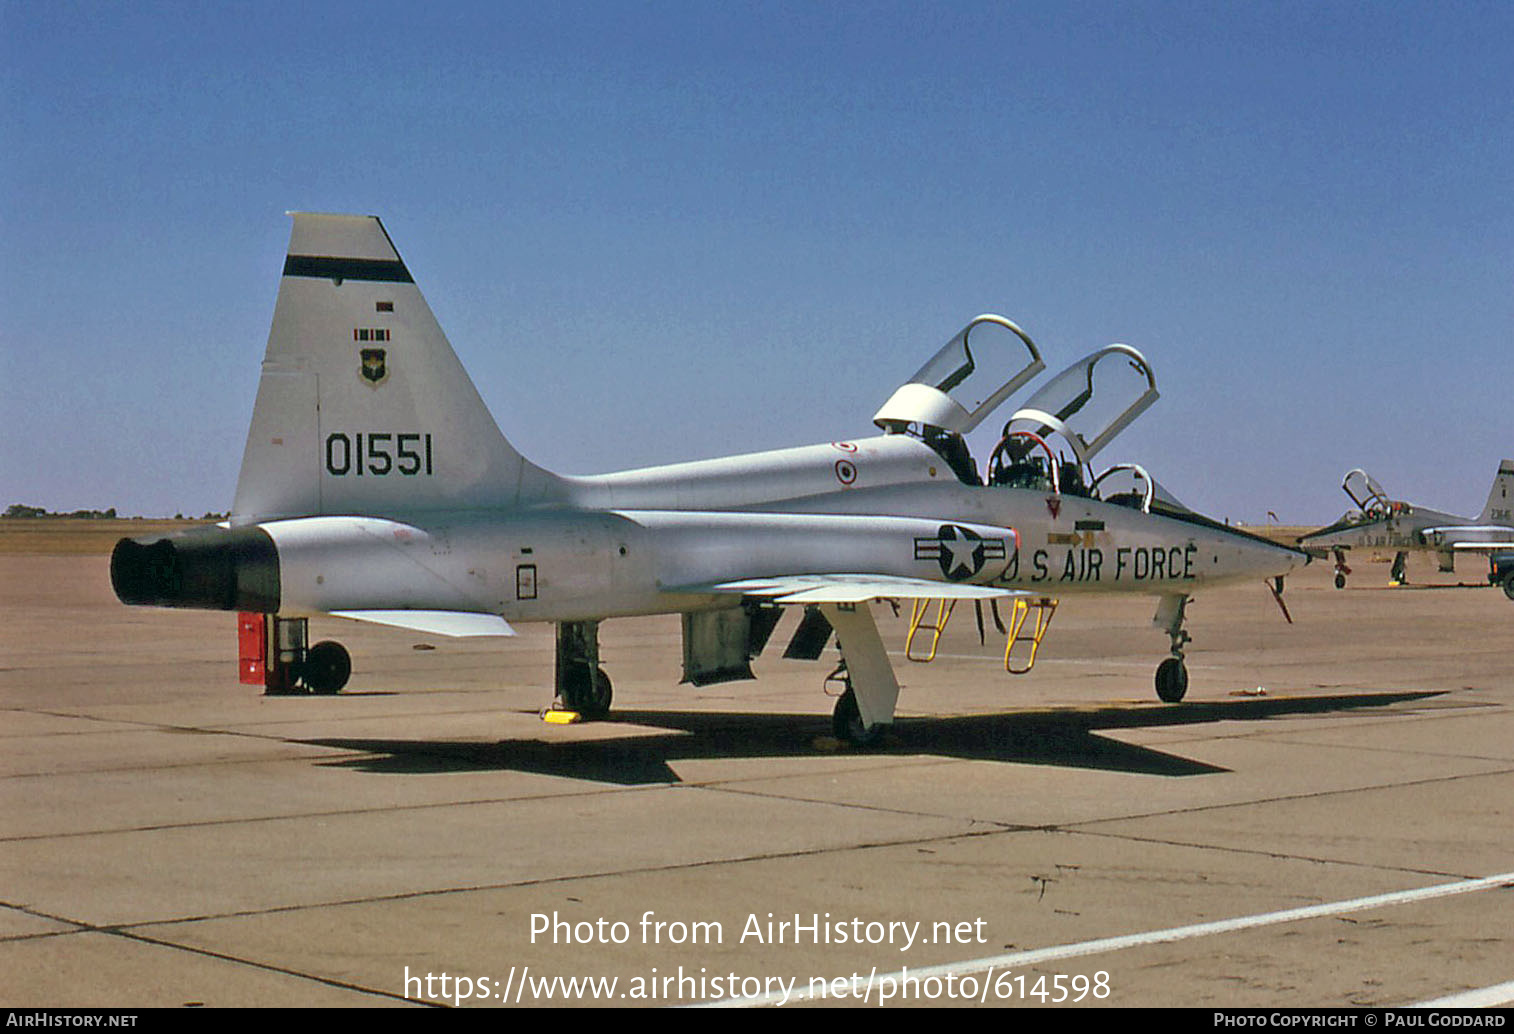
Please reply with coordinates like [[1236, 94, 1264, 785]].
[[304, 640, 351, 694], [562, 664, 613, 719], [1334, 573, 1346, 589], [831, 688, 884, 747], [1155, 657, 1188, 703], [1502, 572, 1514, 602]]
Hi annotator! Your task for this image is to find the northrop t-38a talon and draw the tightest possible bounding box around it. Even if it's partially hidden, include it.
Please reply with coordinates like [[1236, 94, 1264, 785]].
[[111, 213, 1306, 744], [1299, 465, 1514, 597]]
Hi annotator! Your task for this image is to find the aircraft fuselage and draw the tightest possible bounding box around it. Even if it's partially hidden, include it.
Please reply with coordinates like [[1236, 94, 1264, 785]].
[[115, 433, 1303, 624]]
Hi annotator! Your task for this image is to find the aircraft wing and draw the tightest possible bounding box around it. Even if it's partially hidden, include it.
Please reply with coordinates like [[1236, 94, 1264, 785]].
[[676, 574, 1027, 604], [330, 610, 517, 637]]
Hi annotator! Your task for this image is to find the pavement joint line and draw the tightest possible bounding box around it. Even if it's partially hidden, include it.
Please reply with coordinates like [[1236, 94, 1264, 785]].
[[0, 753, 979, 844], [1057, 764, 1514, 833], [698, 870, 1514, 1008], [2, 704, 547, 737], [2, 747, 980, 845], [677, 755, 971, 792], [16, 910, 437, 1007], [1058, 828, 1497, 884], [40, 826, 1014, 934], [1174, 733, 1514, 766], [1124, 702, 1503, 745], [697, 780, 1043, 828], [7, 740, 1510, 848], [0, 748, 381, 783], [0, 783, 663, 844], [20, 814, 1472, 945], [106, 926, 433, 1006]]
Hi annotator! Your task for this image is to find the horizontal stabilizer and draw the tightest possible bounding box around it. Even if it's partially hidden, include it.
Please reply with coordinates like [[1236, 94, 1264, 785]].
[[681, 573, 1027, 604], [331, 610, 516, 637]]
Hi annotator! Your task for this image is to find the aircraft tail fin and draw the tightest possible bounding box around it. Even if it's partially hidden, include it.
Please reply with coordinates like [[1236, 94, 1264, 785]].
[[1476, 460, 1514, 525], [232, 214, 566, 523]]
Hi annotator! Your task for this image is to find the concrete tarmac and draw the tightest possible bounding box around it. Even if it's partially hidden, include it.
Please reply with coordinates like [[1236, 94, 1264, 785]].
[[2, 549, 1510, 1008]]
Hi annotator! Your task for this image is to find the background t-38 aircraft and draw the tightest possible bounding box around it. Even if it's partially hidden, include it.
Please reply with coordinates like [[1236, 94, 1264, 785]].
[[1298, 465, 1514, 596], [111, 213, 1306, 745]]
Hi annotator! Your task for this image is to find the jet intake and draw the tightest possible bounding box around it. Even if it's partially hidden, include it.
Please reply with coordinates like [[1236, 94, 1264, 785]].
[[110, 526, 280, 612]]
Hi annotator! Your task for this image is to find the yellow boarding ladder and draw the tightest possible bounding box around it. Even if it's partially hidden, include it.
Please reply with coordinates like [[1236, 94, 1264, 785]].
[[905, 598, 957, 662], [1005, 597, 1059, 674]]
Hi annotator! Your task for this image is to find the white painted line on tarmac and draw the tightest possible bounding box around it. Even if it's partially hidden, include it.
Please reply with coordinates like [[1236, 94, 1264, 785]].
[[698, 870, 1514, 1008], [1415, 980, 1514, 1008]]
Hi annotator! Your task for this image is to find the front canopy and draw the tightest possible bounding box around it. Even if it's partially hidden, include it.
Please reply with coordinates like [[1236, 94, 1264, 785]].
[[999, 344, 1158, 467]]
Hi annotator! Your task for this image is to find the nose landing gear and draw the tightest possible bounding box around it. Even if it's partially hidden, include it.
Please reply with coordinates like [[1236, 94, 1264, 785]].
[[1154, 594, 1191, 703], [1332, 547, 1351, 589]]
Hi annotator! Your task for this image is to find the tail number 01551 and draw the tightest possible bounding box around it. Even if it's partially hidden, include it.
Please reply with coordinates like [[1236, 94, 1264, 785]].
[[325, 433, 434, 477]]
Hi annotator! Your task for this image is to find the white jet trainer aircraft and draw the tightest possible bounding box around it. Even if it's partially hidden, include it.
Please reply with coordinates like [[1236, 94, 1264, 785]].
[[1298, 465, 1514, 596], [111, 214, 1307, 744]]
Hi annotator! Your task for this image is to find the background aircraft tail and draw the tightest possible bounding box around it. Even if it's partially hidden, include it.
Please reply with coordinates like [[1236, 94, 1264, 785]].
[[232, 213, 566, 523], [1476, 460, 1514, 525]]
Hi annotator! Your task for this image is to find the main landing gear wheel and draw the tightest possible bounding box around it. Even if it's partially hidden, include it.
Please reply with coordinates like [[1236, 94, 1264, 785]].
[[562, 664, 613, 719], [304, 640, 351, 694], [1155, 656, 1188, 703], [832, 688, 885, 748]]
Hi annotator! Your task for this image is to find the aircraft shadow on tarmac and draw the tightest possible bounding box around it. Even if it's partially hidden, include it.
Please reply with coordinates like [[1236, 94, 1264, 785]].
[[301, 691, 1443, 786]]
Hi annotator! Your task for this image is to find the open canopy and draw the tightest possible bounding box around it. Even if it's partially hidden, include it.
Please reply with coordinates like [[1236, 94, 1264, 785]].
[[873, 314, 1044, 435], [999, 344, 1158, 467], [1342, 469, 1402, 517]]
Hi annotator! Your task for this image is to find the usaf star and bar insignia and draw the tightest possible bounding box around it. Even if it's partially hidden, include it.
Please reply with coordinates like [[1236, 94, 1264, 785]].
[[914, 524, 1008, 581]]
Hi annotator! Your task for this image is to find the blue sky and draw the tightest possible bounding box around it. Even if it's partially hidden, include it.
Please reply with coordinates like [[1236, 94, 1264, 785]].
[[3, 1, 1511, 522]]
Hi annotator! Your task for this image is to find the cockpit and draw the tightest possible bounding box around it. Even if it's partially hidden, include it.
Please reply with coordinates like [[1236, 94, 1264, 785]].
[[874, 316, 1166, 509], [1339, 468, 1412, 522]]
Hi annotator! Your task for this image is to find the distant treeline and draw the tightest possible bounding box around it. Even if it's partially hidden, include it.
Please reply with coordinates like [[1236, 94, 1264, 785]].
[[4, 504, 117, 519], [3, 504, 225, 520]]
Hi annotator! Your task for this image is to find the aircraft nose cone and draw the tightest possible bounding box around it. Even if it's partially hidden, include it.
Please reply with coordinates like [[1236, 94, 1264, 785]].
[[1241, 535, 1309, 579]]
